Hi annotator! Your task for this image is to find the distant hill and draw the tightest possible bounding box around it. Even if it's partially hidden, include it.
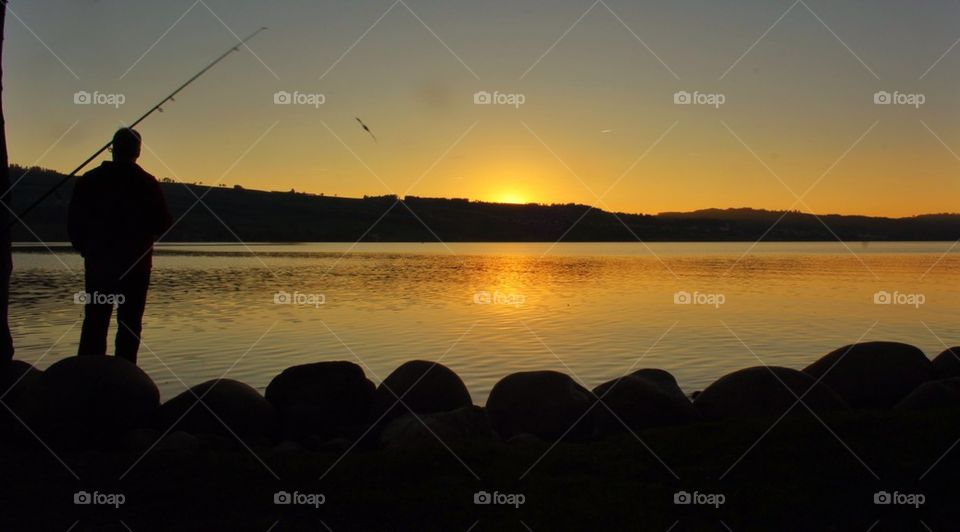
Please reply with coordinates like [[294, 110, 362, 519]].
[[6, 165, 960, 243]]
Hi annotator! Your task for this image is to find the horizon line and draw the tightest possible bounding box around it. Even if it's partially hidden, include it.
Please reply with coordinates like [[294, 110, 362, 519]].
[[12, 163, 959, 221]]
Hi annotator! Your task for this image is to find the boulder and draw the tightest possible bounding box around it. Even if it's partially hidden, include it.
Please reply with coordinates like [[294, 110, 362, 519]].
[[932, 347, 960, 380], [21, 355, 158, 443], [122, 428, 161, 451], [265, 361, 375, 439], [196, 433, 234, 451], [803, 342, 932, 409], [0, 361, 42, 433], [0, 360, 42, 408], [157, 379, 277, 444], [379, 405, 494, 449], [273, 440, 304, 453], [630, 368, 681, 391], [694, 366, 847, 421], [485, 371, 595, 441], [303, 436, 353, 453], [895, 378, 960, 411], [592, 370, 698, 436], [154, 430, 200, 453], [372, 360, 472, 424], [506, 433, 544, 447]]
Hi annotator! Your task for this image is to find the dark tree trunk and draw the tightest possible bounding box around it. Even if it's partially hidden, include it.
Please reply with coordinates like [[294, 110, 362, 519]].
[[0, 0, 14, 366]]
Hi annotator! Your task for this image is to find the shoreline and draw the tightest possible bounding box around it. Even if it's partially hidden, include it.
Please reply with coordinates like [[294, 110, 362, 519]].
[[1, 340, 959, 530]]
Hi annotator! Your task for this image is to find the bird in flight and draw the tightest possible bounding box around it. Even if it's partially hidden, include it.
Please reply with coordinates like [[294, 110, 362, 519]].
[[356, 117, 377, 142]]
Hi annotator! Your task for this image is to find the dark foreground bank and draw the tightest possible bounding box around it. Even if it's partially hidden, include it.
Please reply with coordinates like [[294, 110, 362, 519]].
[[1, 341, 960, 531]]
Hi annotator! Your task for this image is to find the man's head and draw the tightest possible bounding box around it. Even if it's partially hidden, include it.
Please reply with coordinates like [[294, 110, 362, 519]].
[[111, 128, 142, 162]]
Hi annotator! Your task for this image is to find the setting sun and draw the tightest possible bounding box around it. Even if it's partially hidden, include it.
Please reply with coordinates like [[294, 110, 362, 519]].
[[496, 191, 528, 205]]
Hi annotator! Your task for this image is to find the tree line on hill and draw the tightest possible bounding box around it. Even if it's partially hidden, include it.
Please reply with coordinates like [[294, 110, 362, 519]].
[[7, 165, 960, 243]]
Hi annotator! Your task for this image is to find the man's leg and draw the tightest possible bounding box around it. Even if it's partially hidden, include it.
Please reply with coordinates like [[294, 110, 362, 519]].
[[0, 235, 12, 366], [77, 271, 113, 356], [115, 270, 150, 364]]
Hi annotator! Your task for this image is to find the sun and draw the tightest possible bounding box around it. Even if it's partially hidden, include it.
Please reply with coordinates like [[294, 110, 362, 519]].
[[497, 191, 528, 205]]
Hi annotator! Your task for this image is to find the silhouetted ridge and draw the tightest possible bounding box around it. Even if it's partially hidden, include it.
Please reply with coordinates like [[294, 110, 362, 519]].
[[9, 165, 960, 242]]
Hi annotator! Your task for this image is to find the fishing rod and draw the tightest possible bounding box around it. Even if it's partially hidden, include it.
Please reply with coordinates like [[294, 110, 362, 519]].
[[5, 26, 268, 230]]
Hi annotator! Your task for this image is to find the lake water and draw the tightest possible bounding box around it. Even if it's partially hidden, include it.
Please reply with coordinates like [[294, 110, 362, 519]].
[[9, 242, 960, 402]]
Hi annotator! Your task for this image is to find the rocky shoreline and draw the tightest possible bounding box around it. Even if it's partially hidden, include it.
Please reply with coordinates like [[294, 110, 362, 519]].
[[2, 341, 960, 530], [2, 341, 958, 452]]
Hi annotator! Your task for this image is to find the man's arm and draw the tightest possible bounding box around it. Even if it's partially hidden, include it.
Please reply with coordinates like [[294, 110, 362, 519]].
[[147, 176, 172, 240]]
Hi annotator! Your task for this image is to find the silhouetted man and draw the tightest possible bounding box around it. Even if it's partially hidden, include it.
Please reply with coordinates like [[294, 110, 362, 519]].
[[68, 128, 171, 363]]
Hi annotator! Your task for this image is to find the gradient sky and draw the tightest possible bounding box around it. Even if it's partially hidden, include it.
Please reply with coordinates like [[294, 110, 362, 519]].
[[4, 0, 960, 216]]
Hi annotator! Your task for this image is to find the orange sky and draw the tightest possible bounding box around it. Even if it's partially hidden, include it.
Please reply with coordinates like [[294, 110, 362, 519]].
[[5, 0, 960, 217]]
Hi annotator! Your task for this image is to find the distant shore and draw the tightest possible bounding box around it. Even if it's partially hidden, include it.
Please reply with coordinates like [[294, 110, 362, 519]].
[[11, 240, 960, 254], [10, 166, 960, 243]]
